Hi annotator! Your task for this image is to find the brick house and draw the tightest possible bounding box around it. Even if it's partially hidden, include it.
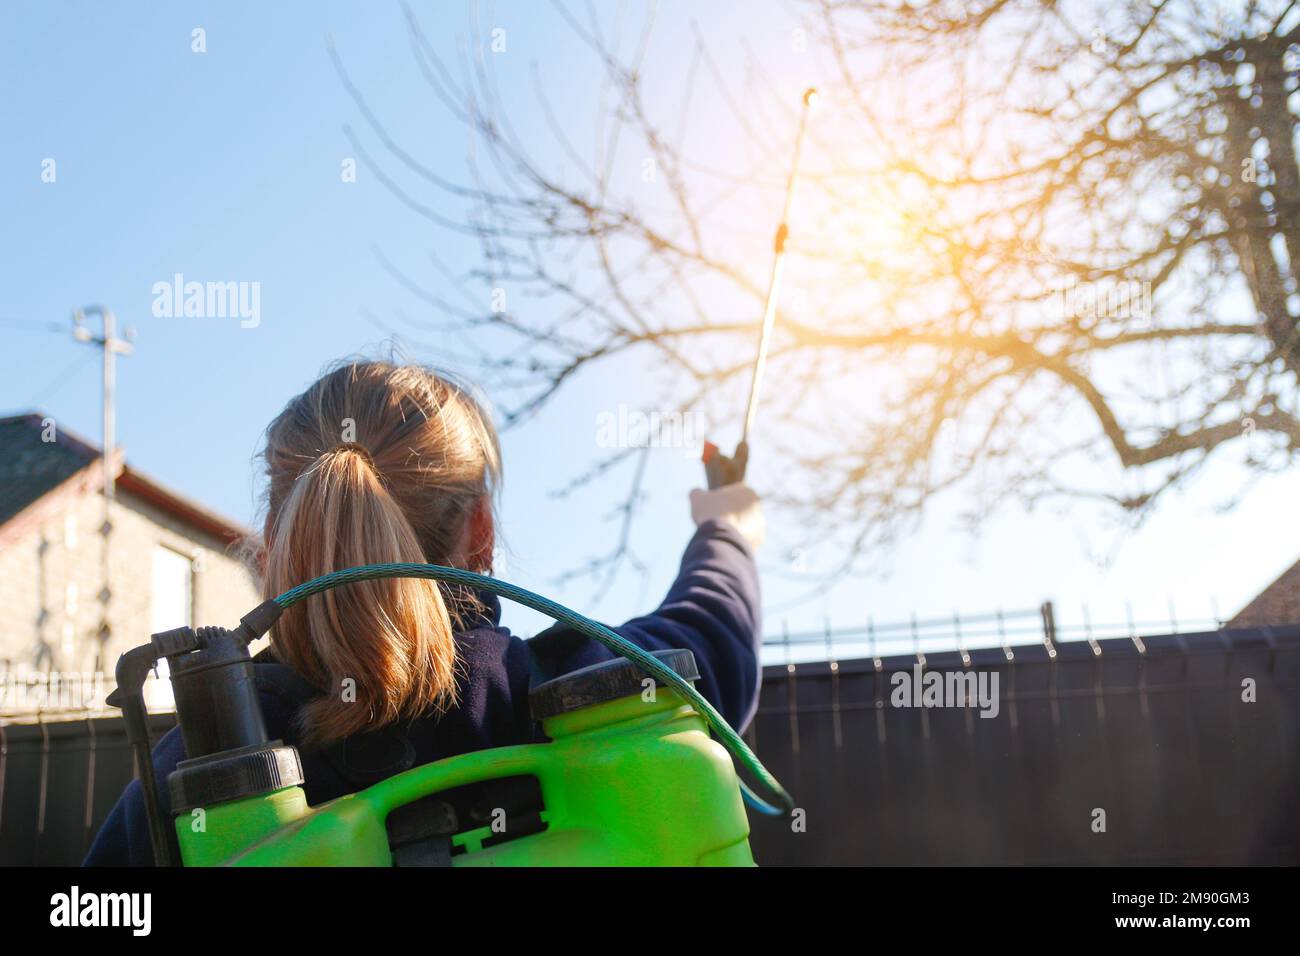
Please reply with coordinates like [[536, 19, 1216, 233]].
[[0, 413, 260, 715]]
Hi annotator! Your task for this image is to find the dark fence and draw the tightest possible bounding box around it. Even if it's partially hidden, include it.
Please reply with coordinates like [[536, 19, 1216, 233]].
[[0, 713, 177, 866], [746, 625, 1300, 865], [2, 625, 1297, 866]]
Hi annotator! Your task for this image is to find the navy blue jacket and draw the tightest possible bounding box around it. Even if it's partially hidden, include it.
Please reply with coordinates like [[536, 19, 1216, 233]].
[[84, 518, 761, 866]]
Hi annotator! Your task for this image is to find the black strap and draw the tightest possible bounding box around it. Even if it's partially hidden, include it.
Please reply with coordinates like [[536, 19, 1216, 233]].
[[526, 623, 595, 689], [251, 658, 323, 710]]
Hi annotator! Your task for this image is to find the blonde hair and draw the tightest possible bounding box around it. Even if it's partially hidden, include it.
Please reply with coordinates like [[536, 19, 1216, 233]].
[[257, 360, 501, 747]]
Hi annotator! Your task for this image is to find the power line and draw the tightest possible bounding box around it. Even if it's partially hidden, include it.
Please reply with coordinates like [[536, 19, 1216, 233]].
[[32, 350, 98, 406], [0, 317, 64, 335]]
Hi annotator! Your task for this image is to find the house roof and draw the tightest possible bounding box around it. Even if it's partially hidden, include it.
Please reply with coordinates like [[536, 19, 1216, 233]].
[[0, 412, 250, 546], [0, 413, 100, 527], [1230, 556, 1300, 628]]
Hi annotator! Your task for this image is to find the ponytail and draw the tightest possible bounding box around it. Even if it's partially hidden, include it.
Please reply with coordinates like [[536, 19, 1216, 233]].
[[257, 361, 500, 747]]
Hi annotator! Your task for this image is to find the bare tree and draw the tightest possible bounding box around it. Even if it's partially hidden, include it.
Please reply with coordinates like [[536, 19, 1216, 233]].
[[339, 0, 1300, 589]]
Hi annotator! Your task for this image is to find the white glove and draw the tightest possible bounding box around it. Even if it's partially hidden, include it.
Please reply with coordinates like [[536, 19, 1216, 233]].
[[689, 482, 765, 552]]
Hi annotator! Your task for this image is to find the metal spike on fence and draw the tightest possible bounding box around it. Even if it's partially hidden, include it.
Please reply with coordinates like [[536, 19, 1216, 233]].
[[1126, 600, 1146, 654], [998, 608, 1014, 663], [783, 620, 799, 757], [82, 716, 98, 859], [1042, 602, 1060, 727], [1084, 603, 1102, 657], [826, 617, 842, 752], [1040, 600, 1058, 659], [36, 715, 49, 866]]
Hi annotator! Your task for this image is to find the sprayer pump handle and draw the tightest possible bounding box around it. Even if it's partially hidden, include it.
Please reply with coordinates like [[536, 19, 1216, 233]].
[[701, 440, 749, 490]]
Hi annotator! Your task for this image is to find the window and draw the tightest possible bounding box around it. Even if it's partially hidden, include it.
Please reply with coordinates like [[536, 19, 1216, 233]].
[[151, 545, 193, 632], [146, 545, 193, 711]]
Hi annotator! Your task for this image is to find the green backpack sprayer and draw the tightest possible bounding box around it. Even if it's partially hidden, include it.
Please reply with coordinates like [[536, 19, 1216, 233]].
[[106, 565, 793, 867], [106, 87, 816, 867]]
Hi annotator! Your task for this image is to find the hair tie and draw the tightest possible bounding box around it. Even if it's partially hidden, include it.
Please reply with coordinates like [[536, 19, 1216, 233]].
[[329, 442, 377, 469]]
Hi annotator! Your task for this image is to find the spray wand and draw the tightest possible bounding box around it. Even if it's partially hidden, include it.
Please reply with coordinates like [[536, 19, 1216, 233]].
[[702, 87, 819, 488]]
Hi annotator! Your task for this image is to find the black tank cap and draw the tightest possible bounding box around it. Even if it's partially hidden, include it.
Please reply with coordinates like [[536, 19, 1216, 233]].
[[528, 648, 699, 721], [168, 742, 304, 813]]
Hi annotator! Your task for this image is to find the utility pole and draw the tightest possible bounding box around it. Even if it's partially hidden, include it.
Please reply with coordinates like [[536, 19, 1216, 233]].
[[72, 306, 134, 668]]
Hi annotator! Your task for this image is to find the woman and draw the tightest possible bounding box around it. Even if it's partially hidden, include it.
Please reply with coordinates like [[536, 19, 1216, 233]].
[[85, 359, 764, 866]]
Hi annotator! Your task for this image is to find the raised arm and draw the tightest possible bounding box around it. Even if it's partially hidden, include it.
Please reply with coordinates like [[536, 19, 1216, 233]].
[[528, 483, 765, 731]]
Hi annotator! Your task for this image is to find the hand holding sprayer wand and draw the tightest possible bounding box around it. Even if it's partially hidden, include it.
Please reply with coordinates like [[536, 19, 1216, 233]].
[[702, 87, 819, 490]]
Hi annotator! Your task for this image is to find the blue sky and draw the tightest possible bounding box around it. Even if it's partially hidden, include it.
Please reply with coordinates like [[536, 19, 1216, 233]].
[[2, 1, 1297, 661]]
